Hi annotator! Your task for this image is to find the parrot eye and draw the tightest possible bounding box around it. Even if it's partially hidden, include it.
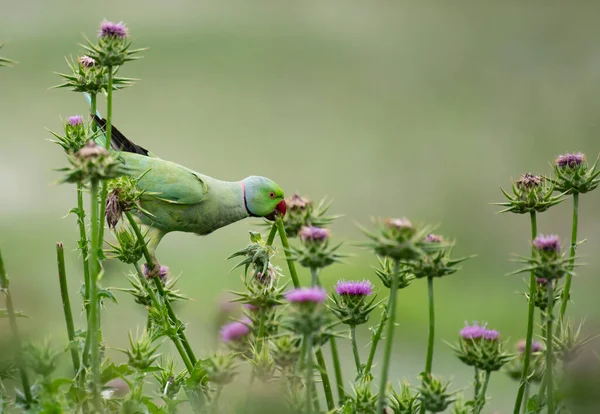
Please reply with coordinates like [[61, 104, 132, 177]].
[[268, 191, 276, 199]]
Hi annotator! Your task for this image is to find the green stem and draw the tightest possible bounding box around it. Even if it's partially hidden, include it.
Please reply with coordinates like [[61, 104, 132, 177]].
[[351, 326, 361, 373], [376, 260, 400, 414], [315, 349, 335, 411], [87, 179, 101, 411], [133, 263, 194, 373], [90, 93, 97, 133], [474, 368, 481, 400], [275, 216, 300, 288], [559, 192, 578, 321], [125, 211, 197, 366], [76, 183, 91, 319], [522, 382, 529, 414], [56, 243, 79, 373], [0, 250, 32, 404], [474, 371, 491, 414], [266, 222, 277, 246], [545, 281, 555, 414], [365, 297, 391, 375], [256, 308, 266, 353], [513, 211, 537, 414], [304, 333, 313, 413], [329, 337, 345, 404], [211, 385, 223, 414], [310, 267, 320, 287], [97, 74, 113, 259], [424, 276, 435, 375]]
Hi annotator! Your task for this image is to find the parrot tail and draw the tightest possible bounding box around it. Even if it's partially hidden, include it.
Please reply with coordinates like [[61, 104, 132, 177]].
[[91, 115, 150, 156]]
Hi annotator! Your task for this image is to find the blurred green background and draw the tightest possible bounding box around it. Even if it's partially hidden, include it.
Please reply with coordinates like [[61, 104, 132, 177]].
[[2, 1, 600, 411]]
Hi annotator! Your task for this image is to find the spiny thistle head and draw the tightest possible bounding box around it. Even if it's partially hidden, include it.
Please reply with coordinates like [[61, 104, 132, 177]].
[[340, 379, 378, 413], [451, 322, 512, 372], [361, 218, 433, 262], [220, 318, 252, 354], [277, 194, 340, 238], [78, 55, 95, 68], [228, 231, 274, 278], [246, 345, 276, 383], [60, 140, 125, 183], [50, 115, 94, 154], [205, 352, 238, 385], [24, 340, 60, 378], [154, 357, 186, 399], [551, 152, 600, 194], [409, 234, 471, 280], [387, 381, 421, 413], [53, 56, 136, 94], [284, 287, 330, 336], [496, 173, 563, 214], [105, 175, 148, 228], [270, 335, 302, 370], [513, 234, 570, 282], [505, 339, 545, 383], [417, 374, 455, 413], [121, 330, 160, 371], [524, 277, 561, 311], [373, 257, 415, 290], [81, 20, 145, 67], [292, 226, 344, 270], [106, 226, 146, 264], [554, 319, 598, 363], [142, 263, 169, 283], [330, 280, 379, 326]]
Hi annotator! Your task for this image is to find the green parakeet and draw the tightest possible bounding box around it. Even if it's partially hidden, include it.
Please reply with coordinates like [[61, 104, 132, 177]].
[[92, 115, 286, 262]]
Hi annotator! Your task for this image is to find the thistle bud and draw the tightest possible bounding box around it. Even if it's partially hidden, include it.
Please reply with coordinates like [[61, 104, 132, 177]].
[[496, 173, 563, 214], [551, 152, 600, 194], [270, 335, 302, 370], [205, 353, 238, 386], [525, 277, 561, 310], [283, 288, 329, 336], [154, 358, 186, 399], [228, 231, 274, 278], [24, 340, 59, 378], [361, 218, 432, 262], [409, 235, 471, 280], [388, 381, 420, 413], [417, 374, 455, 413], [247, 345, 276, 383], [341, 379, 378, 413], [60, 140, 124, 183], [451, 322, 512, 372], [505, 340, 544, 383], [330, 280, 379, 326], [106, 226, 145, 264], [50, 115, 90, 153], [554, 319, 596, 364], [374, 257, 414, 290], [121, 331, 160, 371], [292, 226, 344, 270], [512, 234, 571, 284]]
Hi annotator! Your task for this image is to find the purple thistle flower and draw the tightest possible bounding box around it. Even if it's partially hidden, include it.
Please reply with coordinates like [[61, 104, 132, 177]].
[[220, 318, 251, 342], [385, 218, 413, 230], [516, 339, 543, 353], [335, 280, 374, 296], [78, 55, 95, 68], [460, 322, 485, 340], [555, 152, 585, 168], [99, 20, 128, 39], [517, 173, 544, 189], [298, 226, 330, 242], [533, 234, 561, 253], [285, 287, 326, 304], [424, 233, 443, 243], [286, 194, 311, 210], [68, 115, 84, 127], [482, 329, 500, 341]]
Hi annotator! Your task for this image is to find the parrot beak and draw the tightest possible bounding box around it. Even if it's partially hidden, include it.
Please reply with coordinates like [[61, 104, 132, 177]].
[[276, 200, 287, 216], [265, 200, 287, 221]]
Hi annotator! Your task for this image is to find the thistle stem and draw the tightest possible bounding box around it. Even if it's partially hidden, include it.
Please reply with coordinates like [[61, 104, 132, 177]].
[[304, 333, 313, 413], [376, 260, 400, 414], [76, 183, 91, 319], [56, 243, 79, 373], [97, 73, 113, 260], [513, 211, 537, 414], [275, 216, 300, 288], [329, 337, 345, 404], [315, 349, 335, 410], [545, 281, 555, 414], [0, 250, 32, 404], [266, 222, 277, 246], [365, 297, 391, 375], [559, 192, 578, 321], [125, 211, 197, 366], [474, 368, 481, 400], [351, 326, 361, 373], [133, 263, 194, 373], [310, 268, 320, 287], [87, 179, 102, 411], [474, 371, 491, 414], [424, 275, 435, 375]]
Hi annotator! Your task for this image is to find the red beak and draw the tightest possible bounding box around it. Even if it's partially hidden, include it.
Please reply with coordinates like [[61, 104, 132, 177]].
[[276, 200, 287, 216]]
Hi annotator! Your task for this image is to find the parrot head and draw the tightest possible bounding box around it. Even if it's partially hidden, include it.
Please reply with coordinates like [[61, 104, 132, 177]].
[[241, 176, 286, 220]]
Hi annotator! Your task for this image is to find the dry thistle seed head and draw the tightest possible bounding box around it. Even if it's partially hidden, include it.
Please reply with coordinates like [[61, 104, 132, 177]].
[[450, 322, 513, 372], [205, 352, 239, 385], [277, 194, 340, 238], [330, 280, 379, 326], [496, 173, 563, 214], [105, 175, 148, 228], [551, 152, 600, 194]]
